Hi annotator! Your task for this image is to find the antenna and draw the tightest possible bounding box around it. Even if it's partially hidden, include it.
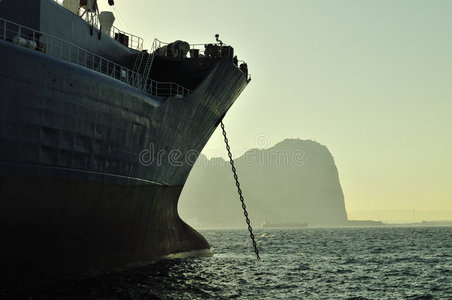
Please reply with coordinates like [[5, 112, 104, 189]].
[[215, 34, 223, 46]]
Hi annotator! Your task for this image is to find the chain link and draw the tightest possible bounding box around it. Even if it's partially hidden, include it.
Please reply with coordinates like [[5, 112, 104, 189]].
[[220, 121, 260, 260]]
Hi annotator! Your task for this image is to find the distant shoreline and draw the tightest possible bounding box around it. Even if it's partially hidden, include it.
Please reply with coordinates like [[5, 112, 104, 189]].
[[194, 220, 452, 230], [344, 220, 452, 227]]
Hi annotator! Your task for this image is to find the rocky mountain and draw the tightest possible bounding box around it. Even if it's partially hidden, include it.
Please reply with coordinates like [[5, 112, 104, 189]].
[[179, 139, 348, 228]]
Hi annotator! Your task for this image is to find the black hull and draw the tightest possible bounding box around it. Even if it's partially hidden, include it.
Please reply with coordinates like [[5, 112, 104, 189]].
[[0, 173, 208, 286], [0, 29, 247, 285]]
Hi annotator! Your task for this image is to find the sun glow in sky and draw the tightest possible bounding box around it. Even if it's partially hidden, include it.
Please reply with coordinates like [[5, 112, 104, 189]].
[[99, 0, 452, 220]]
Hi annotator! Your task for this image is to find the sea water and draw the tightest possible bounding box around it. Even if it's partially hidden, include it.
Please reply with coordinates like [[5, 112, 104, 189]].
[[5, 226, 451, 299]]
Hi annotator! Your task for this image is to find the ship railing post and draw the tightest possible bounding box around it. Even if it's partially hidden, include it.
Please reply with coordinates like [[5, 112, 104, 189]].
[[3, 19, 5, 40]]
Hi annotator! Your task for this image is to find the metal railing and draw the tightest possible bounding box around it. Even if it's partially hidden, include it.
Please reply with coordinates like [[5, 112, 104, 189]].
[[146, 80, 191, 98], [0, 17, 191, 98], [151, 38, 251, 82], [151, 38, 223, 57], [109, 25, 143, 51]]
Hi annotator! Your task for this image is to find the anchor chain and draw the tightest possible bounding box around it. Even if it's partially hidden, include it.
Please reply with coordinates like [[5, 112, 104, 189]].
[[220, 121, 260, 260]]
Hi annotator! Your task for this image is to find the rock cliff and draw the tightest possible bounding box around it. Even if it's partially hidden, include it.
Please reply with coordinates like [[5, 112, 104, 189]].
[[179, 139, 348, 228]]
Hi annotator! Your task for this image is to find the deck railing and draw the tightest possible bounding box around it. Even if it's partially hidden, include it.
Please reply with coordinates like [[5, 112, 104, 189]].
[[151, 38, 251, 82], [109, 25, 144, 51], [151, 38, 223, 57], [0, 17, 191, 98]]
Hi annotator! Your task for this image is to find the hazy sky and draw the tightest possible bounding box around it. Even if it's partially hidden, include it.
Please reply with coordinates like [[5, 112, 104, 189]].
[[98, 0, 452, 216]]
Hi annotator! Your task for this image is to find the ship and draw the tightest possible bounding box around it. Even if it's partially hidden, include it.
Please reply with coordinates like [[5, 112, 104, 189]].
[[0, 0, 249, 286]]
